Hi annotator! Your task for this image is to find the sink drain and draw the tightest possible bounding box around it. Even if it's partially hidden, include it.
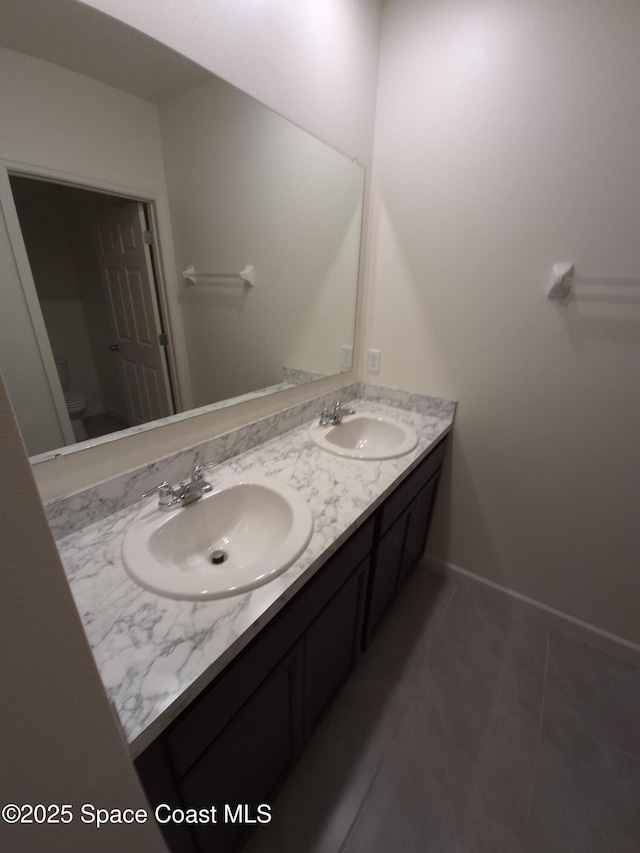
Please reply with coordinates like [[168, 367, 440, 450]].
[[210, 549, 228, 565]]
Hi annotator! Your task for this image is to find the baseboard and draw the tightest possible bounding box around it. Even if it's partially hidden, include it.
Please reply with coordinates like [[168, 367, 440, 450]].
[[425, 554, 640, 661]]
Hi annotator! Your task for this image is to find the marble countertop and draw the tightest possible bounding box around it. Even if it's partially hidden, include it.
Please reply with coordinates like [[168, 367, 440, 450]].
[[57, 394, 454, 757]]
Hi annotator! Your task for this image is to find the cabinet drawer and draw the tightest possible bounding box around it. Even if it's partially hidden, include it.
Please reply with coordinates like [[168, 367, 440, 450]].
[[380, 437, 446, 534]]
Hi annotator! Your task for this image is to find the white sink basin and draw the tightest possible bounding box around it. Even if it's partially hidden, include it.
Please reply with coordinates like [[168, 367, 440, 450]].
[[123, 475, 313, 600], [309, 414, 418, 460]]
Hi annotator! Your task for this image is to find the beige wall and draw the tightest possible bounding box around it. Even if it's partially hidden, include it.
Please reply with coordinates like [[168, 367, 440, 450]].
[[0, 47, 166, 183], [159, 74, 363, 404], [0, 371, 165, 852], [368, 0, 640, 644]]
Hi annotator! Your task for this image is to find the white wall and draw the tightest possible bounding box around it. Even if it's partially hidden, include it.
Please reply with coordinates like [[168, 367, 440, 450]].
[[0, 370, 166, 852], [160, 75, 363, 404], [80, 0, 381, 167], [0, 48, 166, 186], [369, 0, 640, 644]]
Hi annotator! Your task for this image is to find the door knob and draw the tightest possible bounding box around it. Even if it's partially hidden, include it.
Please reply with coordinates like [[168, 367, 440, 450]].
[[109, 344, 120, 351]]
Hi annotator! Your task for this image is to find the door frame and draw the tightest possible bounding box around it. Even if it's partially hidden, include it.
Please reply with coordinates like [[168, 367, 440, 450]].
[[0, 159, 194, 447], [92, 200, 175, 424]]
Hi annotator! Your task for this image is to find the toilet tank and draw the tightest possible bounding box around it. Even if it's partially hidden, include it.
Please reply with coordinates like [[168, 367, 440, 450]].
[[55, 358, 69, 392]]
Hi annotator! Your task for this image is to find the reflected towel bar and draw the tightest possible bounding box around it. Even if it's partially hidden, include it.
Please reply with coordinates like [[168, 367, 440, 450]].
[[182, 265, 255, 286], [547, 263, 640, 299]]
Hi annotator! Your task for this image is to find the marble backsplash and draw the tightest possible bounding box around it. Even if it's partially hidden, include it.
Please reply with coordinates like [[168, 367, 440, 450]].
[[44, 382, 455, 540]]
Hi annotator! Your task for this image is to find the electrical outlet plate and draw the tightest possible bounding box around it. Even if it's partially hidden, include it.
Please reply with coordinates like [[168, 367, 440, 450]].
[[367, 348, 381, 373]]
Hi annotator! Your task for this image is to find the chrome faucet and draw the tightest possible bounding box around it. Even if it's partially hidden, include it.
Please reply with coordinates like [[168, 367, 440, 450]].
[[141, 464, 213, 511], [317, 400, 356, 427]]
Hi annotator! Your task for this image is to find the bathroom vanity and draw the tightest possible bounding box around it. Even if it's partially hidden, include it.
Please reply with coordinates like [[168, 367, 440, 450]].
[[134, 435, 447, 852], [51, 385, 454, 853]]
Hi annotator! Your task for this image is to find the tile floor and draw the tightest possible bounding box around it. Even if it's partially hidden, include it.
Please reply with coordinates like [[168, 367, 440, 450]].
[[244, 566, 640, 853]]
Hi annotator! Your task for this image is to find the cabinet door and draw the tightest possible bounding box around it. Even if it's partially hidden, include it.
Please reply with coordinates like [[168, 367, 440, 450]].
[[398, 473, 439, 589], [179, 643, 303, 853], [303, 556, 369, 737], [135, 740, 198, 853], [364, 504, 413, 647]]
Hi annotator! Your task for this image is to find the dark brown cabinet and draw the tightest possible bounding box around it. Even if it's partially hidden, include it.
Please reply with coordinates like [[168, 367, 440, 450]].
[[180, 644, 303, 853], [135, 436, 447, 852], [400, 475, 438, 587], [365, 503, 413, 643], [364, 437, 445, 646], [303, 555, 369, 737]]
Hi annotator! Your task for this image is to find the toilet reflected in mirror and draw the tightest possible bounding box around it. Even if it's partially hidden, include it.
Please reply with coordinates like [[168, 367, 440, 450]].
[[54, 358, 87, 442]]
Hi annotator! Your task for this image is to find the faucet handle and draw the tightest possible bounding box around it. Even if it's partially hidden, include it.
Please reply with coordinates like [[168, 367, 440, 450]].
[[333, 400, 355, 418], [190, 463, 213, 489], [316, 405, 331, 426], [140, 480, 173, 500], [141, 481, 177, 509], [192, 459, 217, 478]]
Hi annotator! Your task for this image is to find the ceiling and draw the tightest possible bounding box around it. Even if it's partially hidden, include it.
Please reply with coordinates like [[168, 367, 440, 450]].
[[0, 0, 212, 102]]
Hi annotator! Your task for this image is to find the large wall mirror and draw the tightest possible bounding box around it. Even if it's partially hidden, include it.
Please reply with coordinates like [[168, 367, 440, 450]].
[[0, 0, 364, 463]]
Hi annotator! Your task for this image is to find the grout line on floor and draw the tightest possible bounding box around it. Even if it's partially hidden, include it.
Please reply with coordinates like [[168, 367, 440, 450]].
[[338, 577, 460, 853], [524, 626, 550, 832], [407, 567, 460, 684]]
